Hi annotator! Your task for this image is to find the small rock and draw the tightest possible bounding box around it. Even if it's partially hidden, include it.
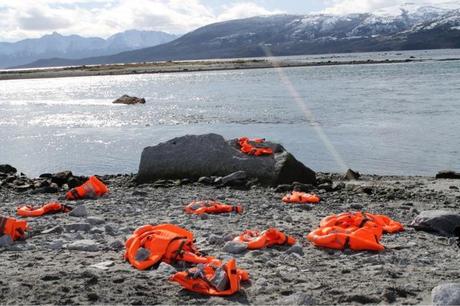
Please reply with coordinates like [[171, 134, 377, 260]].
[[87, 217, 105, 225], [67, 240, 100, 252], [222, 171, 248, 186], [436, 171, 460, 179], [135, 248, 151, 261], [41, 225, 64, 235], [223, 241, 247, 254], [197, 176, 213, 185], [0, 235, 14, 247], [105, 224, 118, 236], [109, 240, 124, 251], [275, 184, 292, 193], [64, 223, 91, 232], [155, 262, 177, 276], [286, 244, 304, 256], [48, 240, 64, 250], [279, 293, 316, 305], [112, 94, 146, 105], [350, 203, 364, 210], [90, 261, 115, 270], [208, 234, 224, 245], [432, 283, 460, 305], [69, 205, 88, 218], [332, 182, 346, 191], [89, 227, 104, 234], [292, 182, 314, 192], [344, 169, 361, 180], [51, 171, 73, 186], [0, 164, 17, 174]]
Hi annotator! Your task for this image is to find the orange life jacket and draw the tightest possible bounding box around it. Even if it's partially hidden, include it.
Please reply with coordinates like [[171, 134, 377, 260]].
[[17, 202, 71, 217], [282, 191, 320, 204], [185, 201, 243, 215], [0, 216, 28, 241], [170, 259, 249, 296], [65, 176, 108, 200], [238, 137, 273, 156], [233, 228, 296, 250], [307, 212, 403, 251], [125, 224, 217, 270]]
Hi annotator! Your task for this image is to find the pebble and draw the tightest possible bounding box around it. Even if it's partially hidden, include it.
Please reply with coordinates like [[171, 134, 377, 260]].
[[286, 244, 304, 256], [109, 240, 124, 251], [41, 225, 64, 235], [69, 205, 88, 218], [223, 241, 247, 254], [87, 217, 105, 225], [154, 262, 177, 276], [67, 240, 100, 252], [0, 235, 13, 247], [64, 223, 91, 232], [48, 240, 64, 250], [432, 283, 460, 305], [90, 261, 115, 270]]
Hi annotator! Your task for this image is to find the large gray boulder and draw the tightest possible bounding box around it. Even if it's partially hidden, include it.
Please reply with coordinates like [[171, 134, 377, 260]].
[[135, 134, 316, 186], [409, 210, 460, 237], [112, 95, 145, 105]]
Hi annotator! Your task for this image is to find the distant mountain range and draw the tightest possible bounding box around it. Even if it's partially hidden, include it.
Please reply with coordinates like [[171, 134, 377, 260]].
[[10, 4, 460, 69], [0, 30, 178, 68]]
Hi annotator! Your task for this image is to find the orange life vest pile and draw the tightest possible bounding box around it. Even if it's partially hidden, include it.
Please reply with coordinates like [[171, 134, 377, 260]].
[[170, 258, 249, 296], [17, 202, 71, 217], [0, 216, 28, 241], [307, 212, 404, 251], [125, 224, 249, 296], [233, 228, 296, 250], [238, 137, 273, 156], [282, 191, 320, 204], [65, 176, 108, 200], [184, 200, 243, 215]]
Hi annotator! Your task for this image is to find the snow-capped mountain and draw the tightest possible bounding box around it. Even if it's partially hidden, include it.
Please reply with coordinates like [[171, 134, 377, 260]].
[[0, 30, 177, 68], [13, 4, 460, 68]]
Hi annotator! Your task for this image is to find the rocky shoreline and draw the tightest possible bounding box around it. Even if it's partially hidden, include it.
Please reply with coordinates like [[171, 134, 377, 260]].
[[1, 165, 459, 305]]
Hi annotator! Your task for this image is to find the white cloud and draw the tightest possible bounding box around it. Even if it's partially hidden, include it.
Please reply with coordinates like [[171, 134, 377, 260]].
[[0, 0, 283, 42]]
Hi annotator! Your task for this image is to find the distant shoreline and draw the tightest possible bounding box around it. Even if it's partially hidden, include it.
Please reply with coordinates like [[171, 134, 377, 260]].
[[0, 57, 458, 81], [0, 58, 420, 81]]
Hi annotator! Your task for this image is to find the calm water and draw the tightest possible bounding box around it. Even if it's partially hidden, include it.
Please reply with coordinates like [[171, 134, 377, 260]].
[[1, 50, 459, 177]]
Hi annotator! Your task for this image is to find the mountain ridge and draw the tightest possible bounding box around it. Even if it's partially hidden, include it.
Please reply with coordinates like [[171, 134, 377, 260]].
[[11, 5, 460, 69], [0, 30, 178, 68]]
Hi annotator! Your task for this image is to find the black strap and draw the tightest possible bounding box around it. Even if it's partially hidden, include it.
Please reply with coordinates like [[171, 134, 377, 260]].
[[343, 236, 350, 250], [171, 238, 187, 263], [70, 189, 79, 200], [282, 233, 289, 245]]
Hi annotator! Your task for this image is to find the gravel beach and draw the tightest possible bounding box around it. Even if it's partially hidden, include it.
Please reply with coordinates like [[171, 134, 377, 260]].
[[1, 172, 459, 305]]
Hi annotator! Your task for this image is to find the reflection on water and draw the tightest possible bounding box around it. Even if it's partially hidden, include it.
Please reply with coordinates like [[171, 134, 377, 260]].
[[0, 50, 459, 176]]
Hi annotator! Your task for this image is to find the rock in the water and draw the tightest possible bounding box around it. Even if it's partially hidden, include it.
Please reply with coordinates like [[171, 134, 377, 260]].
[[436, 170, 460, 179], [112, 95, 146, 105], [0, 164, 17, 174], [69, 205, 88, 218], [344, 169, 361, 180], [432, 283, 460, 305], [223, 241, 247, 254], [67, 240, 100, 252], [136, 134, 315, 186], [0, 235, 13, 247], [410, 210, 460, 237]]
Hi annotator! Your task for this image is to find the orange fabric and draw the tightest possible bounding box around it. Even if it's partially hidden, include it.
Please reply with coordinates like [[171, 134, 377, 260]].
[[17, 202, 71, 217], [307, 212, 404, 251], [125, 224, 217, 270], [170, 259, 249, 296], [282, 191, 320, 204], [238, 137, 273, 156], [233, 228, 296, 250], [0, 216, 28, 241], [185, 201, 243, 215], [65, 176, 108, 200]]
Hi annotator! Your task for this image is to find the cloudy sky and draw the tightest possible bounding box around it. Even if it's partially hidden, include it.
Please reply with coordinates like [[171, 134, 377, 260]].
[[0, 0, 457, 42]]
